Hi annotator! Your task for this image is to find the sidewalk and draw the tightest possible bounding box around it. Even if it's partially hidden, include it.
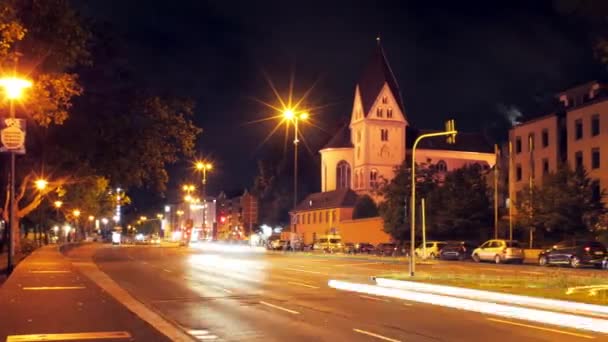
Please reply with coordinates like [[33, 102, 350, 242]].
[[0, 245, 171, 341]]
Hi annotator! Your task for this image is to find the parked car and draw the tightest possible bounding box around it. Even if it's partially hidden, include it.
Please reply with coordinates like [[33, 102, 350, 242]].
[[343, 242, 356, 254], [472, 239, 524, 264], [268, 239, 288, 250], [415, 241, 447, 259], [313, 234, 343, 253], [375, 243, 397, 256], [355, 243, 375, 254], [538, 240, 607, 269], [439, 241, 477, 261], [393, 242, 411, 256]]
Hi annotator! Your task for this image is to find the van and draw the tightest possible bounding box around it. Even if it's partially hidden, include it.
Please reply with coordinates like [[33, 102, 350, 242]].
[[313, 234, 343, 253]]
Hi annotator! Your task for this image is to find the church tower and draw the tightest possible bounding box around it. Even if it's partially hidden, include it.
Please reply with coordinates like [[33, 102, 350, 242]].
[[350, 39, 408, 195]]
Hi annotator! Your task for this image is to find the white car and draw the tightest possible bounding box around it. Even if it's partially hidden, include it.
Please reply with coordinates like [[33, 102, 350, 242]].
[[414, 241, 447, 259], [472, 239, 524, 264]]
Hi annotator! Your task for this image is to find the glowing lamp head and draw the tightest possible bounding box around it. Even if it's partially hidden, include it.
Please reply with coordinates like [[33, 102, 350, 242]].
[[88, 215, 95, 221], [72, 209, 81, 217], [299, 112, 309, 120], [54, 200, 63, 208], [34, 179, 48, 190], [283, 109, 295, 120], [0, 77, 32, 100]]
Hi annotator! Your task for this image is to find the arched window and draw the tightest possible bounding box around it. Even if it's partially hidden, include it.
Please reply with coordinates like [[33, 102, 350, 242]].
[[437, 160, 447, 172], [336, 161, 351, 189], [370, 169, 378, 188]]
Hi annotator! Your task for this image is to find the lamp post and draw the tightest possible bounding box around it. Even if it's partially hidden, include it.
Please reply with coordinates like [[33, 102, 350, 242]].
[[409, 122, 457, 277], [34, 178, 48, 246], [72, 209, 81, 241], [283, 109, 309, 232], [195, 161, 213, 238], [0, 76, 32, 273]]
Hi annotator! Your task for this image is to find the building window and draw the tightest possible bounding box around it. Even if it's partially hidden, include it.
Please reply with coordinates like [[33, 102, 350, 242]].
[[542, 158, 549, 175], [380, 129, 389, 141], [528, 133, 535, 152], [319, 211, 324, 223], [515, 137, 522, 154], [516, 164, 522, 181], [437, 160, 447, 172], [542, 129, 549, 148], [325, 211, 329, 223], [387, 108, 393, 118], [575, 119, 583, 140], [592, 114, 600, 137], [575, 151, 583, 169], [376, 108, 383, 118], [307, 213, 310, 224], [382, 95, 388, 104], [336, 160, 351, 189], [592, 148, 600, 169], [370, 169, 378, 188]]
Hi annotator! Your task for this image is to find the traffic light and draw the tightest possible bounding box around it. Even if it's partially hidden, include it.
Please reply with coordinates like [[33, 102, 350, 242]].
[[445, 119, 456, 144]]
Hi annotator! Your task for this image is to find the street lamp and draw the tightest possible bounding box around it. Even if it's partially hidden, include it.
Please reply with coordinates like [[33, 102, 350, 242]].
[[34, 178, 48, 190], [195, 161, 213, 239], [282, 108, 309, 225], [409, 121, 457, 277], [1, 76, 32, 273]]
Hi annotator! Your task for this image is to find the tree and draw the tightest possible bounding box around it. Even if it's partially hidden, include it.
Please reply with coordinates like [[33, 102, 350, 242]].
[[427, 165, 493, 240], [251, 160, 291, 226], [378, 160, 439, 242], [352, 195, 378, 219], [515, 164, 605, 242]]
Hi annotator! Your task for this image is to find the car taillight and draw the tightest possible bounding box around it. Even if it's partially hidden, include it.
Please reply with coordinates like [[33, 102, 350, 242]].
[[584, 246, 591, 252]]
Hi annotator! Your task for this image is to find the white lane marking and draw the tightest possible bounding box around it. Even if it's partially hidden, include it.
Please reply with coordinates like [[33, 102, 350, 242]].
[[29, 270, 70, 273], [22, 286, 85, 290], [188, 329, 218, 340], [353, 328, 401, 342], [288, 281, 320, 289], [487, 318, 595, 339], [335, 262, 381, 267], [359, 295, 390, 303], [259, 301, 300, 314], [285, 267, 323, 274], [6, 331, 131, 341], [163, 268, 172, 273]]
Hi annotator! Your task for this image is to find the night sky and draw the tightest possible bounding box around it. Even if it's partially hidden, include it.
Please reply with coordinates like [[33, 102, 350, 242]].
[[74, 1, 605, 206]]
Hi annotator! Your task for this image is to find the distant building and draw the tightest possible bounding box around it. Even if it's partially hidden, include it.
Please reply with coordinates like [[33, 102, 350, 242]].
[[164, 198, 216, 239], [293, 40, 495, 243], [216, 190, 259, 239], [509, 80, 606, 207]]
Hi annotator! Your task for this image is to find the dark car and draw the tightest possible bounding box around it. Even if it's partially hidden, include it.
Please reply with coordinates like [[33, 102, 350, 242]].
[[355, 243, 375, 254], [439, 241, 477, 261], [539, 240, 607, 268], [375, 243, 397, 256]]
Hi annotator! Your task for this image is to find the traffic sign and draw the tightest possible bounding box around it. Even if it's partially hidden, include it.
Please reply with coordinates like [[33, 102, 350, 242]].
[[0, 118, 26, 154]]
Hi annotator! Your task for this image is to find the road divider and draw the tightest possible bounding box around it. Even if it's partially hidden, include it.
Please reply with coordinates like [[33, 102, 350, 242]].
[[328, 279, 608, 334], [375, 278, 608, 318]]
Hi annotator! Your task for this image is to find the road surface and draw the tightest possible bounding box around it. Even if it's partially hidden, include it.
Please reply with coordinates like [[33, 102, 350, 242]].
[[65, 244, 607, 342]]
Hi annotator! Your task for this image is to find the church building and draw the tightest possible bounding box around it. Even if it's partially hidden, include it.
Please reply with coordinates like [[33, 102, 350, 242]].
[[292, 41, 496, 243]]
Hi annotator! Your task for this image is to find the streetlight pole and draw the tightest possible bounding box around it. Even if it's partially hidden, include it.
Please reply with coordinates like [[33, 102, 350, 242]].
[[1, 76, 32, 273], [195, 162, 213, 239], [282, 109, 309, 233], [409, 125, 457, 277]]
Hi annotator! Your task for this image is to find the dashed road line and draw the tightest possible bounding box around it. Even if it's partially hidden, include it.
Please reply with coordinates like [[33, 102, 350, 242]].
[[163, 268, 172, 273], [486, 318, 595, 339], [6, 331, 131, 341], [353, 328, 401, 342], [285, 267, 323, 274], [22, 286, 85, 290], [259, 301, 300, 314], [359, 295, 390, 303], [188, 329, 218, 340], [288, 281, 320, 289]]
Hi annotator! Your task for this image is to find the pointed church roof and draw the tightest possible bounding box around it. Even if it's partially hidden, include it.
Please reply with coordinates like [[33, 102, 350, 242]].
[[357, 39, 405, 116], [321, 123, 352, 149]]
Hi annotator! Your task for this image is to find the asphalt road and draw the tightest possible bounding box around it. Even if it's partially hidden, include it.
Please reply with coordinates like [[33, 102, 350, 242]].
[[66, 244, 608, 342]]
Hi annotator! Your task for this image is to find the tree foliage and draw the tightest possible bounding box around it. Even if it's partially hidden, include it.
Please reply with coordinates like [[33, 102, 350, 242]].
[[515, 164, 605, 240], [352, 195, 378, 219], [251, 160, 291, 226], [427, 164, 493, 240], [377, 160, 439, 241]]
